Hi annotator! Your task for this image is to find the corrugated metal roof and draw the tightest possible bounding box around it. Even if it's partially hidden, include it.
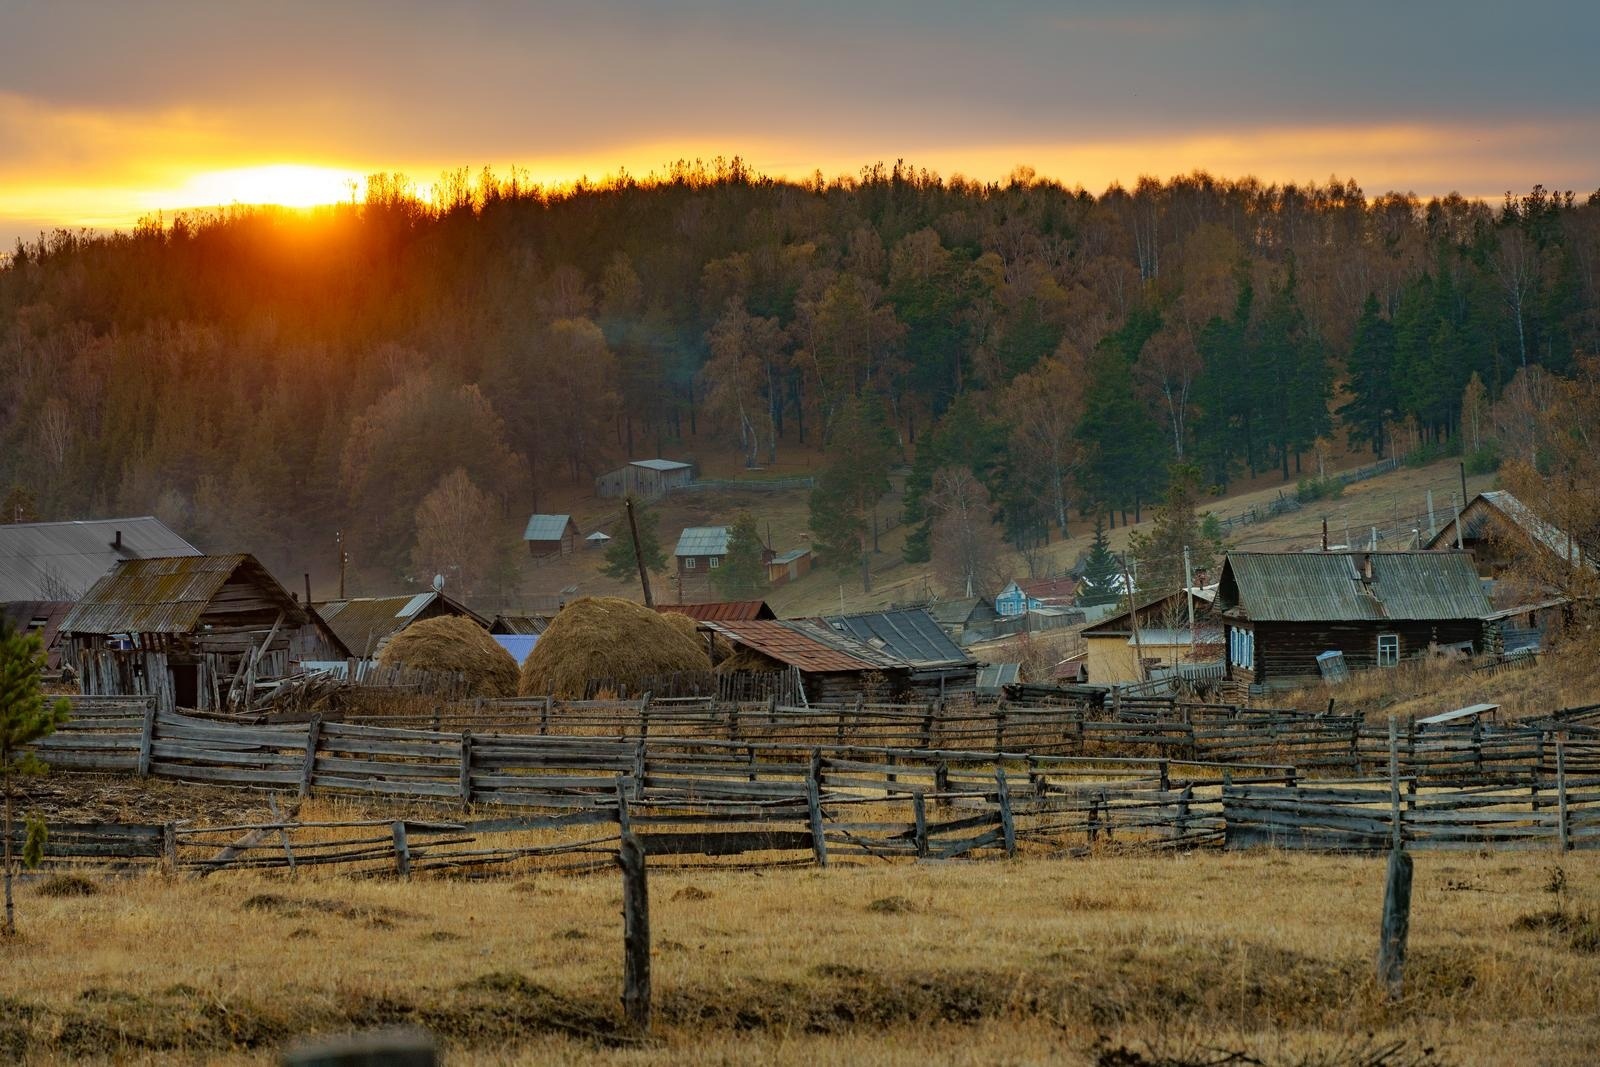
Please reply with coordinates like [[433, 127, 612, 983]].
[[523, 514, 576, 542], [769, 548, 810, 565], [316, 592, 487, 655], [657, 600, 775, 622], [821, 608, 975, 669], [0, 517, 200, 601], [704, 619, 886, 673], [927, 597, 989, 626], [61, 554, 301, 635], [632, 458, 692, 472], [0, 601, 72, 666], [977, 662, 1020, 693], [1218, 551, 1490, 622], [1428, 491, 1598, 570], [675, 526, 730, 557], [490, 613, 550, 635]]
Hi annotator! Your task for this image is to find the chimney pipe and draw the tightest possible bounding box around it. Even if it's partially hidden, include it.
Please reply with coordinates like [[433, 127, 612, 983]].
[[304, 573, 313, 606], [113, 530, 122, 550]]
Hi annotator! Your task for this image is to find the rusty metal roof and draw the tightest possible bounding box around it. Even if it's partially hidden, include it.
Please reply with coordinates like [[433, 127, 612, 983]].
[[704, 619, 888, 673], [315, 592, 487, 656], [61, 554, 305, 635], [0, 516, 200, 601], [1217, 551, 1490, 623], [657, 600, 775, 622]]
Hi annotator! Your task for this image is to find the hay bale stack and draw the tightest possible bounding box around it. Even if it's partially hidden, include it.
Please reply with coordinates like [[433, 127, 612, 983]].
[[377, 615, 518, 698], [519, 597, 711, 698]]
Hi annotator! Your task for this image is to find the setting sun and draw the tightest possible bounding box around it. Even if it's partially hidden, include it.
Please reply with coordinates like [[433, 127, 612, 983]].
[[165, 164, 364, 210]]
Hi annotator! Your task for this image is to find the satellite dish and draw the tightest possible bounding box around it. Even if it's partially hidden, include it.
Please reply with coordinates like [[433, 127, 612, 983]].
[[432, 573, 446, 593]]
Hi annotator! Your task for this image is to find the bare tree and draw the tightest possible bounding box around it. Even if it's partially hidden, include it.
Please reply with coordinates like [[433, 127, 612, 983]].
[[411, 468, 503, 598], [1491, 227, 1540, 369], [927, 467, 1007, 599]]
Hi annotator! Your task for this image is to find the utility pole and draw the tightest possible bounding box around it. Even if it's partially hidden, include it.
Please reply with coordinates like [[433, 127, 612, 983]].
[[335, 530, 347, 599], [1426, 489, 1436, 541], [1457, 462, 1469, 550], [1182, 545, 1196, 661], [625, 497, 654, 608], [1121, 554, 1146, 682], [1321, 517, 1329, 552]]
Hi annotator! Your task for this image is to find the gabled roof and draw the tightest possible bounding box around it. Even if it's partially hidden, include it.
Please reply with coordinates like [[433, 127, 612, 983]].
[[704, 619, 888, 673], [657, 600, 775, 622], [1216, 551, 1491, 623], [927, 597, 994, 627], [1083, 587, 1215, 636], [523, 514, 578, 542], [821, 608, 975, 669], [675, 526, 730, 557], [631, 458, 692, 472], [0, 516, 200, 601], [769, 547, 810, 566], [316, 591, 487, 655], [62, 554, 305, 635], [1427, 490, 1597, 570], [1017, 576, 1080, 601]]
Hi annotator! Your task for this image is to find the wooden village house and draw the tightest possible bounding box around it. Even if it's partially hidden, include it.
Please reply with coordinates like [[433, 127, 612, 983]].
[[674, 526, 731, 603], [60, 554, 350, 713], [701, 618, 911, 704], [523, 514, 580, 559], [820, 608, 979, 699], [315, 590, 488, 659], [1081, 587, 1220, 684], [1215, 551, 1491, 688]]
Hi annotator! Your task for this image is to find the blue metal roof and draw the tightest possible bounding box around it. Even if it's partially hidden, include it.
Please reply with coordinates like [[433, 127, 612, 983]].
[[675, 526, 730, 557]]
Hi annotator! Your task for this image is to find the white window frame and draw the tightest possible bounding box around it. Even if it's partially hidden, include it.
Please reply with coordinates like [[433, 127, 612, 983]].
[[709, 557, 720, 569], [1377, 633, 1400, 667], [684, 558, 696, 570]]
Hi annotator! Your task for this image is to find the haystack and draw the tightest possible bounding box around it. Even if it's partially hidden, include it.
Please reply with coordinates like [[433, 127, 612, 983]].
[[377, 615, 519, 698], [519, 596, 711, 698]]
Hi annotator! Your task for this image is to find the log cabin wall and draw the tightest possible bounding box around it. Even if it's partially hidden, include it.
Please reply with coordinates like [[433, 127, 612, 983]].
[[1229, 619, 1486, 684]]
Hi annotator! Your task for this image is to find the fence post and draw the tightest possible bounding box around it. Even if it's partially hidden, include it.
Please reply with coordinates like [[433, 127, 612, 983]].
[[299, 715, 322, 799], [1557, 735, 1570, 852], [1388, 718, 1403, 851], [1377, 847, 1413, 999], [458, 730, 474, 809], [639, 692, 652, 740], [540, 696, 551, 736], [934, 761, 950, 807], [995, 764, 1017, 858], [136, 698, 156, 777], [912, 791, 928, 858], [921, 702, 936, 750], [807, 749, 829, 868], [615, 775, 632, 839], [162, 822, 178, 874], [391, 821, 410, 880], [632, 741, 647, 802], [615, 834, 651, 1033]]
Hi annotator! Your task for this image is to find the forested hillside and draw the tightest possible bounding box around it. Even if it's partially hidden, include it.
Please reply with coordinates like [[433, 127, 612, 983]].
[[2, 161, 1595, 589]]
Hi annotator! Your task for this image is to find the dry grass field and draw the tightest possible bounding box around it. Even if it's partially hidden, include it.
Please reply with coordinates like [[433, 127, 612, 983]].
[[5, 848, 1599, 1065]]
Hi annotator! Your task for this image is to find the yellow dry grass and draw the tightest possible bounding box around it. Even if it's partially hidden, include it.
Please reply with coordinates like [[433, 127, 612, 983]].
[[6, 849, 1600, 1064]]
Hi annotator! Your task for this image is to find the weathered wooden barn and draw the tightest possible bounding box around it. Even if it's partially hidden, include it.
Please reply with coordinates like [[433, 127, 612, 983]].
[[926, 596, 1000, 644], [0, 601, 72, 668], [820, 608, 979, 698], [655, 600, 776, 622], [315, 590, 488, 658], [1216, 551, 1491, 688], [523, 514, 580, 558], [1426, 490, 1597, 578], [766, 547, 813, 586], [60, 554, 350, 712], [702, 618, 910, 704], [594, 459, 695, 500]]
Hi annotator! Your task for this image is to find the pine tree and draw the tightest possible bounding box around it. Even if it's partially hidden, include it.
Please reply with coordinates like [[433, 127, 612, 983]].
[[809, 397, 897, 592], [713, 512, 768, 600], [1077, 516, 1123, 607], [1339, 294, 1397, 454], [1127, 463, 1224, 598], [1, 619, 70, 935], [602, 498, 667, 582]]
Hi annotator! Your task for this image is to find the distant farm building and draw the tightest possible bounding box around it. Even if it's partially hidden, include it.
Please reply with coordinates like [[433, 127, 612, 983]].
[[927, 597, 1000, 644], [61, 554, 350, 713], [1082, 587, 1220, 684], [674, 526, 730, 603], [489, 613, 551, 635], [994, 576, 1079, 617], [584, 530, 612, 549], [702, 617, 910, 704], [766, 547, 813, 586], [1216, 551, 1491, 688], [820, 608, 979, 698], [0, 516, 199, 601], [595, 459, 695, 500], [0, 600, 72, 668], [1426, 490, 1596, 577], [524, 514, 580, 558], [316, 591, 487, 658]]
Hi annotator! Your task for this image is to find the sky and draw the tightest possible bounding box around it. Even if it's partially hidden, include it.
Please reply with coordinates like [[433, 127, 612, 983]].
[[3, 0, 1599, 246]]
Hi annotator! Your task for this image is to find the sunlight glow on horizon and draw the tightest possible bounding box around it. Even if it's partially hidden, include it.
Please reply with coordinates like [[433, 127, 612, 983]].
[[159, 164, 366, 211]]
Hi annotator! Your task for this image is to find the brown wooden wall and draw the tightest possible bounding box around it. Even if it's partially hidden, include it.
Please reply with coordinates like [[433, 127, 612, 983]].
[[1231, 618, 1486, 683]]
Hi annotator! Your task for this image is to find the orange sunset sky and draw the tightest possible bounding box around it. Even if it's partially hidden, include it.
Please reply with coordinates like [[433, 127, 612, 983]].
[[3, 1, 1598, 246]]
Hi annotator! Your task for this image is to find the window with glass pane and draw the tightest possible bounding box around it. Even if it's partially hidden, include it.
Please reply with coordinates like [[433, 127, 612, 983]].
[[1377, 633, 1399, 667]]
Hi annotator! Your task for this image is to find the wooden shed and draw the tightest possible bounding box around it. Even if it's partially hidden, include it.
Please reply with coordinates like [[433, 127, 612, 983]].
[[1216, 551, 1491, 688], [60, 554, 350, 713], [315, 590, 488, 658], [702, 618, 910, 704], [594, 459, 695, 500], [524, 514, 580, 558]]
